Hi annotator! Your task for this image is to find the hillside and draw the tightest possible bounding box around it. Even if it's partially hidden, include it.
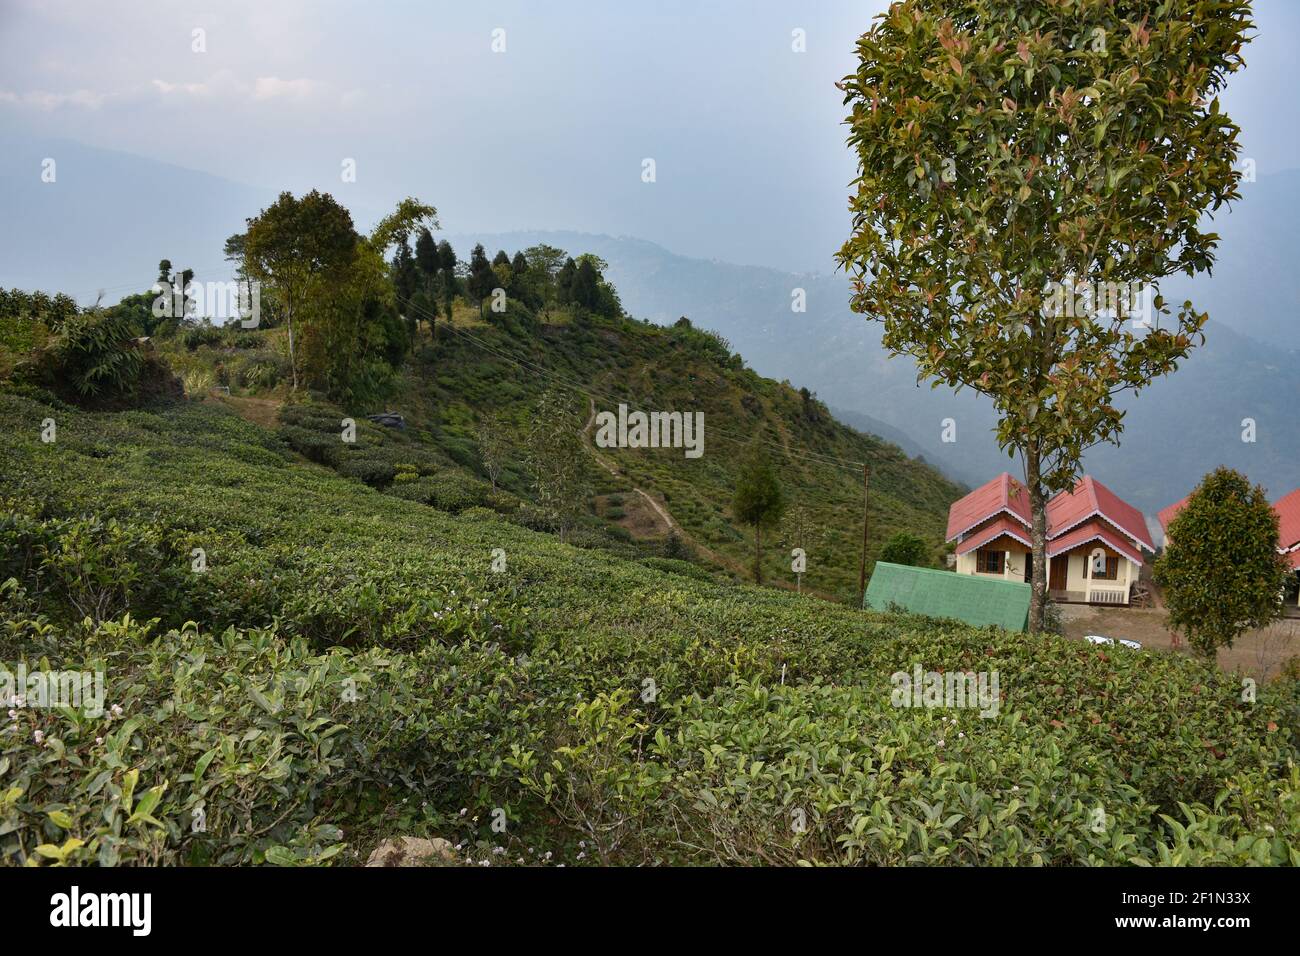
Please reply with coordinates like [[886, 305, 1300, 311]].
[[141, 296, 965, 603], [449, 228, 1300, 516], [1, 388, 1297, 866]]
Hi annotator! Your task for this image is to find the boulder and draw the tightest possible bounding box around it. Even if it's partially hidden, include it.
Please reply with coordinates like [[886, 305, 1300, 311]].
[[365, 836, 456, 867]]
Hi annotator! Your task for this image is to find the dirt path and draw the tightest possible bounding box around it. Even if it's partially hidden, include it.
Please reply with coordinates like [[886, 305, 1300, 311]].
[[204, 391, 283, 429], [581, 397, 750, 579], [1059, 603, 1300, 681]]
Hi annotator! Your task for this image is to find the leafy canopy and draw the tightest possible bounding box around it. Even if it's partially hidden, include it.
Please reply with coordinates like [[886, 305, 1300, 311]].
[[836, 0, 1252, 490], [1155, 468, 1288, 657]]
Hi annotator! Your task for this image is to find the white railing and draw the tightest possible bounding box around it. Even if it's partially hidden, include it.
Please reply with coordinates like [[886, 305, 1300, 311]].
[[1087, 587, 1127, 605]]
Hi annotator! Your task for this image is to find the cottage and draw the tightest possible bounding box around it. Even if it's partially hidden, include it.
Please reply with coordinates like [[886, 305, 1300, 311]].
[[1160, 486, 1300, 606], [947, 473, 1154, 606]]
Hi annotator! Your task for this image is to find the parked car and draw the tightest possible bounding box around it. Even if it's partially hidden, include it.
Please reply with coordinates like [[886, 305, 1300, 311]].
[[1084, 634, 1142, 650]]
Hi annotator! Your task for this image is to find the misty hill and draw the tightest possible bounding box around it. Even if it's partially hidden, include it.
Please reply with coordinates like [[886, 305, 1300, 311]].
[[450, 228, 1300, 517]]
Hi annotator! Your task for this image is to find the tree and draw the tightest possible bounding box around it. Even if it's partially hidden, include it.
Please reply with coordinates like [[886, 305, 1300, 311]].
[[524, 387, 592, 543], [555, 257, 577, 306], [437, 240, 458, 330], [467, 243, 496, 316], [571, 257, 603, 312], [880, 531, 931, 568], [522, 244, 567, 316], [243, 190, 359, 391], [1154, 468, 1288, 657], [157, 259, 172, 285], [837, 0, 1252, 631], [477, 414, 510, 491], [406, 227, 442, 339], [733, 444, 785, 584]]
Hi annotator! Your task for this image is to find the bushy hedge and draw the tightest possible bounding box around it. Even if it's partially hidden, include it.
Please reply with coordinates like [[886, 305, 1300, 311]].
[[1, 389, 1297, 866]]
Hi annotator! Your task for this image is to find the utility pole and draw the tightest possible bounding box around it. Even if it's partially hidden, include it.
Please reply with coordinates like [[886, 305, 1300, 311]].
[[858, 464, 870, 607]]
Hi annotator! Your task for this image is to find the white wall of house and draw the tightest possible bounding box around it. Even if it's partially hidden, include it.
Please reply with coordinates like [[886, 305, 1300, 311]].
[[956, 540, 1139, 604], [955, 541, 1030, 581], [1054, 547, 1136, 604]]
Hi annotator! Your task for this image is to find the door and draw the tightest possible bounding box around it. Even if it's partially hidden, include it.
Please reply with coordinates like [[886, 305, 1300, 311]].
[[1048, 556, 1067, 592]]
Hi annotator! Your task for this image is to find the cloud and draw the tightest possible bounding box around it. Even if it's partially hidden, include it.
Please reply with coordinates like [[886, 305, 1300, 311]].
[[251, 76, 315, 101], [0, 88, 109, 110]]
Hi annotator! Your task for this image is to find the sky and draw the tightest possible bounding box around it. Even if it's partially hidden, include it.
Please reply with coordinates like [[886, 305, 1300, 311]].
[[2, 0, 1297, 274]]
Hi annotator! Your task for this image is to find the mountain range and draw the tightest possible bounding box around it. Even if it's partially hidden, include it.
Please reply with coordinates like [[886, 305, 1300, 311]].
[[1, 134, 1294, 521]]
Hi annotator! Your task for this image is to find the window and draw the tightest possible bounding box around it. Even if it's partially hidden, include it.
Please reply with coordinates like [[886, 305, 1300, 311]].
[[1090, 555, 1119, 580], [975, 548, 1004, 574]]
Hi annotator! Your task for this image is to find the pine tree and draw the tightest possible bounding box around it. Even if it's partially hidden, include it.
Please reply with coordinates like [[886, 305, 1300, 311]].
[[467, 243, 496, 317]]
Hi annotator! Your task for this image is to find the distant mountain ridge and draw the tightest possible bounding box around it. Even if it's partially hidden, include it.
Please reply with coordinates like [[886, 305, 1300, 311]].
[[1, 136, 1294, 516]]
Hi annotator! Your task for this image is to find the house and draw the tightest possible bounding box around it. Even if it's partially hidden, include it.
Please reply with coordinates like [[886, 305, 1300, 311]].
[[1160, 486, 1300, 606], [946, 473, 1155, 605], [864, 561, 1031, 632]]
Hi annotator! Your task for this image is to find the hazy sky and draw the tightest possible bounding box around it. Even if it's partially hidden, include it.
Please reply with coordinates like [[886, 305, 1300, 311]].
[[2, 0, 1297, 274]]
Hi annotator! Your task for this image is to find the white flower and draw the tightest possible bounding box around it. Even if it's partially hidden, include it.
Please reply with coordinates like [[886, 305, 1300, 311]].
[[110, 704, 123, 717], [95, 737, 104, 745], [7, 709, 15, 720], [459, 807, 468, 816], [33, 729, 45, 744]]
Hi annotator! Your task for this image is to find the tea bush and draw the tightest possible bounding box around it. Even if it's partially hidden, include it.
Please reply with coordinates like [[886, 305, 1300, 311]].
[[0, 389, 1296, 866]]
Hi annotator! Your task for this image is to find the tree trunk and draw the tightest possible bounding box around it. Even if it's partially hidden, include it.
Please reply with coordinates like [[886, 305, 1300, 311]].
[[1026, 449, 1048, 632], [286, 301, 298, 392], [754, 523, 763, 585]]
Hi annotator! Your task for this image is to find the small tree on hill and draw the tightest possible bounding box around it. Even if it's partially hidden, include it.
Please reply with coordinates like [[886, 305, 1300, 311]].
[[733, 443, 785, 585], [837, 0, 1253, 632], [477, 414, 510, 491], [1155, 468, 1288, 658], [525, 387, 592, 543], [467, 244, 496, 317], [880, 531, 931, 568]]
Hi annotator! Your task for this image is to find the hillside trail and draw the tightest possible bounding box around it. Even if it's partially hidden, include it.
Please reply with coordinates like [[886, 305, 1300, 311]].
[[581, 396, 748, 575]]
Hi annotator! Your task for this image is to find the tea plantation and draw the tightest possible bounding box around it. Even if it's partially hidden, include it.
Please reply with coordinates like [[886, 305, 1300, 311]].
[[2, 390, 1297, 865]]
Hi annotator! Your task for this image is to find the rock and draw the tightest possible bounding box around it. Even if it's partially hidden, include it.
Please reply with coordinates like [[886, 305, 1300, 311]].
[[365, 836, 456, 867]]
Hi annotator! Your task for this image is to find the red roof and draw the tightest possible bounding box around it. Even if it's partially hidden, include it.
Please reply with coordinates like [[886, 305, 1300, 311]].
[[953, 515, 1033, 556], [946, 472, 1031, 540], [1047, 475, 1155, 553], [1047, 518, 1146, 565], [1157, 496, 1188, 535], [1274, 489, 1300, 551], [947, 473, 1154, 555]]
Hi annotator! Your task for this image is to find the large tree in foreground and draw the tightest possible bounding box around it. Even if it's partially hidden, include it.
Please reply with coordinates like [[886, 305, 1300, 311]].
[[1155, 468, 1287, 658], [244, 191, 358, 391], [837, 0, 1252, 630]]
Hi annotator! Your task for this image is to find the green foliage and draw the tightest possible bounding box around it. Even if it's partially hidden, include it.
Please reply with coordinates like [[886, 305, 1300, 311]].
[[837, 0, 1253, 628], [524, 387, 593, 542], [880, 531, 931, 567], [0, 389, 1296, 866], [1155, 468, 1289, 656], [732, 443, 785, 584]]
